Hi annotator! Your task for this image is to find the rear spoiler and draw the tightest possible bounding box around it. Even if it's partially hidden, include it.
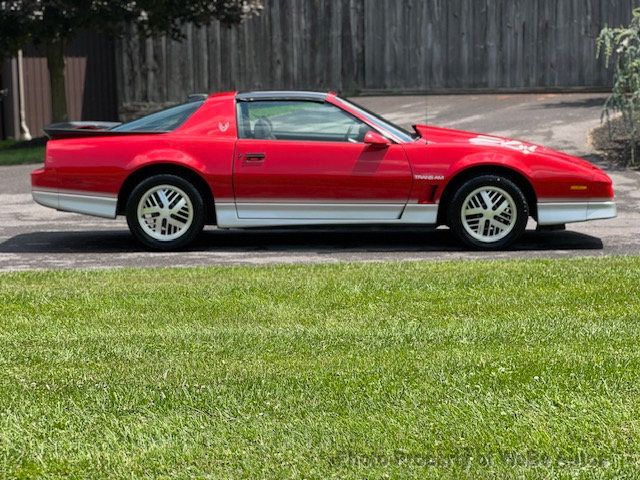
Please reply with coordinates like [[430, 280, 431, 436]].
[[43, 121, 123, 140]]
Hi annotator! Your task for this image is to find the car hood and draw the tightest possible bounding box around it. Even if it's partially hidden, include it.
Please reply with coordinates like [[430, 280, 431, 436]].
[[413, 124, 598, 170]]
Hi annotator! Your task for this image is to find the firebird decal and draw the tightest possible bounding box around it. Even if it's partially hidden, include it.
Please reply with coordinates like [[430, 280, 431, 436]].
[[469, 135, 538, 154], [218, 121, 230, 132]]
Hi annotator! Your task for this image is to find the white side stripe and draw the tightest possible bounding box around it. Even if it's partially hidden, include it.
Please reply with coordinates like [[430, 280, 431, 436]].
[[236, 202, 404, 220], [216, 202, 438, 228]]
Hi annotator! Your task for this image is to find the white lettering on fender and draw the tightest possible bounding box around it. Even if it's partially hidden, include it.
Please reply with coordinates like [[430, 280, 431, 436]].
[[415, 174, 445, 181], [470, 135, 538, 154]]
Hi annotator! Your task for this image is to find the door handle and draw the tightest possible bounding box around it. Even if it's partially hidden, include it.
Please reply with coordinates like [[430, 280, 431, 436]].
[[242, 152, 266, 162]]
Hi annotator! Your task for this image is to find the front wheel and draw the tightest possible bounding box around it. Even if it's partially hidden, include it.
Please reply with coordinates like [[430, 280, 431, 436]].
[[447, 175, 529, 250], [126, 174, 205, 251]]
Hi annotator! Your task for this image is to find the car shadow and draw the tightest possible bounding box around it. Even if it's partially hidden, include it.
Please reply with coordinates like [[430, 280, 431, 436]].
[[0, 227, 604, 254], [535, 97, 606, 110]]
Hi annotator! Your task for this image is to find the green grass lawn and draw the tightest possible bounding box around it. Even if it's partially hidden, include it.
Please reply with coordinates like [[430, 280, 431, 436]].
[[1, 257, 640, 479], [0, 138, 45, 166]]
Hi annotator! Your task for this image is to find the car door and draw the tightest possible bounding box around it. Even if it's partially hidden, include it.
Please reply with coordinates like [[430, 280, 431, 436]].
[[233, 99, 413, 221]]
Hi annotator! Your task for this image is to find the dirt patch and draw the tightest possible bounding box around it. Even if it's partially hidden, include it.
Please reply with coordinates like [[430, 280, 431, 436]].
[[589, 114, 640, 167]]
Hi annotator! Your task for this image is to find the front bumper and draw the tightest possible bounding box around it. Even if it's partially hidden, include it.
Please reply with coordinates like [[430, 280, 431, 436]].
[[537, 201, 617, 226]]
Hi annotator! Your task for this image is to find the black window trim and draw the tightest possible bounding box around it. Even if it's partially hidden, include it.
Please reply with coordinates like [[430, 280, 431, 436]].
[[236, 91, 327, 103]]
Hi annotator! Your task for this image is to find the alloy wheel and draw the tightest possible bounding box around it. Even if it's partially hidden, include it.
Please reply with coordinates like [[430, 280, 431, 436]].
[[460, 186, 517, 243], [136, 184, 194, 241]]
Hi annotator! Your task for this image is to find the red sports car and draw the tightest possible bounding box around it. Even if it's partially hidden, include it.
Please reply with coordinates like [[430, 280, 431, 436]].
[[32, 91, 616, 250]]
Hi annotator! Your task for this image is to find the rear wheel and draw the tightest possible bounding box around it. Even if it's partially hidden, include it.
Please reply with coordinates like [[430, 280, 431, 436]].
[[126, 174, 205, 250], [447, 175, 529, 250]]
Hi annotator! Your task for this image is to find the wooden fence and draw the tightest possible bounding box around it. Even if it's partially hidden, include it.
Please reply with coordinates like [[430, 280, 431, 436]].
[[116, 0, 640, 111], [1, 32, 117, 139]]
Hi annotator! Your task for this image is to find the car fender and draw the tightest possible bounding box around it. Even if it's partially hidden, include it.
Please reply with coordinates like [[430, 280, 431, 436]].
[[435, 150, 534, 203], [125, 148, 207, 175]]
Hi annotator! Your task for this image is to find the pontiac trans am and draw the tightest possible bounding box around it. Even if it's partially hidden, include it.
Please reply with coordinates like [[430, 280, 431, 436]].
[[31, 91, 616, 250]]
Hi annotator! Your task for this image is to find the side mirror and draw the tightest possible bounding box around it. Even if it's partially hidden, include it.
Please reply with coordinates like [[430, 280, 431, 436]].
[[363, 130, 390, 147]]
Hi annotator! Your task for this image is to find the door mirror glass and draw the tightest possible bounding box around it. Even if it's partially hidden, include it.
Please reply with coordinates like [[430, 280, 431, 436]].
[[363, 130, 390, 147]]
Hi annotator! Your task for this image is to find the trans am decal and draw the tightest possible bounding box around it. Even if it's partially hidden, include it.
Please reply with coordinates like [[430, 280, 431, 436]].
[[414, 174, 445, 181]]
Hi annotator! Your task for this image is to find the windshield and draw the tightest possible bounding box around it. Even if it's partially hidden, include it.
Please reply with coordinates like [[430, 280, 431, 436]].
[[111, 100, 204, 133], [335, 97, 419, 143]]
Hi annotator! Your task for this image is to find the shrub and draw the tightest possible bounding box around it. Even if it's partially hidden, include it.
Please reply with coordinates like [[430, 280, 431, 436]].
[[597, 8, 640, 166]]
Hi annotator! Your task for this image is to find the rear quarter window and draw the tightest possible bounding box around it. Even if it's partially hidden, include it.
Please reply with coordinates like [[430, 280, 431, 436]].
[[112, 101, 204, 133]]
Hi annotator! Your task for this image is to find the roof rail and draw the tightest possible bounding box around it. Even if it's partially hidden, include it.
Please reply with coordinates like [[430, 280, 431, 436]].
[[187, 93, 208, 102], [236, 91, 327, 102]]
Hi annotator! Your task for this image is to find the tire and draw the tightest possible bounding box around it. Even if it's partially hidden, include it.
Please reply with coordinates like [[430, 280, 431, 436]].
[[447, 175, 529, 250], [126, 174, 205, 251]]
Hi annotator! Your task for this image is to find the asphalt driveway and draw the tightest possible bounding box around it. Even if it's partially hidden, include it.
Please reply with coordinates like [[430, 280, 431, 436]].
[[1, 93, 639, 271]]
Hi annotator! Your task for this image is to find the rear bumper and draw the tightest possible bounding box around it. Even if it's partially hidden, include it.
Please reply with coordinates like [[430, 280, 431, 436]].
[[537, 201, 617, 226], [32, 188, 117, 219], [32, 166, 118, 219]]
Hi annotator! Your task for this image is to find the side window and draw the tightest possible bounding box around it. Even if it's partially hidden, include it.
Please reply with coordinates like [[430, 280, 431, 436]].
[[237, 100, 372, 142]]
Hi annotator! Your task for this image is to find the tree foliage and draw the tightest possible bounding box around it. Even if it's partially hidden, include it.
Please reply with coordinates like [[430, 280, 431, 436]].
[[1, 0, 263, 44], [597, 8, 640, 166], [135, 0, 264, 38], [0, 2, 30, 64], [0, 1, 263, 122]]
